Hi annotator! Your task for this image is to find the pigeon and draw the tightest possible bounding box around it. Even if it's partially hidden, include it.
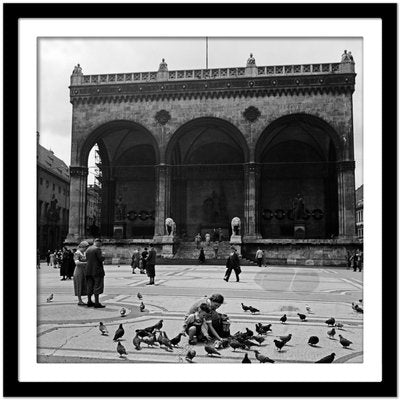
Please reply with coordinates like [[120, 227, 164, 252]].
[[141, 333, 157, 347], [242, 353, 252, 363], [241, 303, 251, 312], [117, 341, 127, 358], [255, 323, 272, 335], [249, 306, 260, 314], [205, 344, 221, 357], [253, 336, 266, 345], [143, 320, 163, 333], [185, 349, 196, 362], [280, 314, 287, 324], [254, 350, 275, 363], [359, 299, 363, 304], [306, 304, 312, 313], [132, 334, 142, 350], [159, 332, 173, 351], [229, 339, 243, 352], [137, 292, 143, 300], [135, 329, 151, 338], [325, 317, 335, 326], [335, 322, 344, 330], [245, 328, 254, 337], [242, 339, 259, 350], [46, 294, 54, 303], [99, 322, 108, 335], [113, 324, 124, 341], [120, 307, 127, 317], [297, 313, 307, 322], [279, 333, 292, 344], [308, 336, 319, 346], [327, 328, 336, 339], [339, 334, 352, 348], [273, 339, 286, 351], [354, 304, 363, 313], [170, 332, 186, 347], [315, 353, 336, 363], [351, 302, 357, 311]]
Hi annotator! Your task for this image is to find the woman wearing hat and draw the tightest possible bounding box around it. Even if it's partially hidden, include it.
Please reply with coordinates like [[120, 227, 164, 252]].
[[73, 241, 90, 306]]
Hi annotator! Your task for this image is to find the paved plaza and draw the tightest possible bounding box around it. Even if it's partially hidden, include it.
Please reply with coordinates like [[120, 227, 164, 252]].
[[37, 262, 363, 364]]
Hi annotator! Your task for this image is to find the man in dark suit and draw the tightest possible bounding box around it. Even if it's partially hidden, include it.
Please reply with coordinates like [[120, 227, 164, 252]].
[[85, 238, 106, 308], [145, 243, 157, 285]]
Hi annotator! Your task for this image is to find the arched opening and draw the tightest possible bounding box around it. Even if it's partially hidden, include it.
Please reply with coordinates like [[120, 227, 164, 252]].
[[167, 118, 248, 239], [83, 121, 158, 239], [256, 114, 339, 239]]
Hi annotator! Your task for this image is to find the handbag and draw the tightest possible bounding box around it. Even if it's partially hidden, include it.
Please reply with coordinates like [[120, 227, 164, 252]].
[[236, 266, 242, 274]]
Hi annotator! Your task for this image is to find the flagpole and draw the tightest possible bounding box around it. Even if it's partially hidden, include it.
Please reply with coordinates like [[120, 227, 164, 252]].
[[206, 37, 208, 69]]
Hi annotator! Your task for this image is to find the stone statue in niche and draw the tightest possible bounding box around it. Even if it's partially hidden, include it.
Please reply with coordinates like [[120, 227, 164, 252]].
[[292, 193, 305, 221], [165, 217, 176, 236], [114, 195, 126, 221], [231, 217, 241, 236]]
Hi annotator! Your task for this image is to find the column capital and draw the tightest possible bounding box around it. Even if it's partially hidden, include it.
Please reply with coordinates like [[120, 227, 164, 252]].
[[244, 162, 260, 174], [336, 161, 355, 172], [69, 166, 88, 177]]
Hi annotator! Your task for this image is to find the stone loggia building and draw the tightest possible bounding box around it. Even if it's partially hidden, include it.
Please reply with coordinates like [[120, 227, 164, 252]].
[[66, 52, 359, 265]]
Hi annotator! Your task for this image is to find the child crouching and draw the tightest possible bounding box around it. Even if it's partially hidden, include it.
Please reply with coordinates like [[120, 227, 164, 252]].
[[183, 303, 212, 345]]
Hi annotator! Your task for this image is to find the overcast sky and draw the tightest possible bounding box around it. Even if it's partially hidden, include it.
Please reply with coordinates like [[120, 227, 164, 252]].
[[38, 37, 363, 187]]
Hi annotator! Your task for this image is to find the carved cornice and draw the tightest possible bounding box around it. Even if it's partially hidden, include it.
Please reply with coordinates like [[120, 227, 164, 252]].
[[336, 161, 356, 172], [70, 74, 356, 105], [69, 166, 89, 177]]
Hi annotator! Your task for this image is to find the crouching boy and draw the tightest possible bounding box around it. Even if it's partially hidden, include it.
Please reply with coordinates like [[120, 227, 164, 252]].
[[183, 303, 212, 345]]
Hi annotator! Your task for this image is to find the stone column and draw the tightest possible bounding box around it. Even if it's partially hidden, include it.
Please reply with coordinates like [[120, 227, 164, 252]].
[[243, 162, 261, 240], [337, 161, 356, 238], [66, 166, 88, 242], [153, 164, 171, 238]]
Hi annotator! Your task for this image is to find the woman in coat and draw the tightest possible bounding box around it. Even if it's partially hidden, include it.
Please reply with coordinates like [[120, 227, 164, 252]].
[[198, 247, 206, 264], [73, 241, 90, 306]]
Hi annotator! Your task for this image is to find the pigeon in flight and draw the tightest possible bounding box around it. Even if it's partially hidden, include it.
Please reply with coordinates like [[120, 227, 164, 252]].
[[120, 307, 127, 317], [205, 344, 221, 357], [113, 324, 124, 341], [297, 313, 307, 322], [308, 336, 319, 346], [327, 328, 336, 339], [242, 353, 252, 363], [339, 334, 352, 348], [99, 322, 108, 336], [46, 294, 54, 303], [254, 350, 275, 363], [273, 339, 286, 351], [117, 341, 127, 358], [315, 353, 336, 363], [185, 349, 196, 362], [139, 302, 145, 312], [280, 314, 287, 324], [325, 317, 335, 326]]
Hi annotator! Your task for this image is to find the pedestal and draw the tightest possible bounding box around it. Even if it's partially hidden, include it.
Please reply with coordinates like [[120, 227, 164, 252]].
[[293, 221, 306, 239], [157, 235, 175, 258], [113, 222, 126, 239], [230, 235, 242, 256]]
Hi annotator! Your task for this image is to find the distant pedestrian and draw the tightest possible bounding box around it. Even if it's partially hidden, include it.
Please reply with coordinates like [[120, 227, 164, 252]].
[[353, 250, 359, 272], [50, 251, 56, 268], [73, 241, 90, 306], [131, 248, 140, 274], [198, 247, 205, 264], [255, 247, 263, 267], [205, 233, 211, 246], [85, 238, 106, 308], [218, 228, 223, 242], [46, 250, 51, 266], [358, 251, 363, 272], [224, 247, 241, 282], [346, 250, 352, 270], [60, 247, 69, 280], [37, 249, 41, 269], [67, 249, 76, 279], [145, 243, 157, 285], [213, 242, 219, 259], [141, 247, 149, 272]]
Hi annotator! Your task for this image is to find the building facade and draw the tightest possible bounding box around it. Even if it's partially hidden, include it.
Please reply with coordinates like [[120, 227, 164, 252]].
[[355, 184, 363, 240], [66, 52, 358, 265], [37, 137, 70, 254]]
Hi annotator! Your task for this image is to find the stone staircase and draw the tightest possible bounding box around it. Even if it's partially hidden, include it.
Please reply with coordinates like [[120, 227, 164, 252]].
[[173, 241, 233, 261]]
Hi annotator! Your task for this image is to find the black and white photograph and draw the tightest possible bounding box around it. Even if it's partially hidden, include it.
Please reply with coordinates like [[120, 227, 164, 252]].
[[4, 3, 396, 397], [36, 36, 364, 366]]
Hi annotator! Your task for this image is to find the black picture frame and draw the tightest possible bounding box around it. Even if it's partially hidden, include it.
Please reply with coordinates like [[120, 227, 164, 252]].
[[3, 2, 397, 397]]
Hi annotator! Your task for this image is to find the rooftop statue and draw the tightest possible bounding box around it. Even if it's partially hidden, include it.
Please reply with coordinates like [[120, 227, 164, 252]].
[[341, 50, 354, 63], [246, 53, 256, 67], [72, 63, 83, 75], [158, 58, 168, 72]]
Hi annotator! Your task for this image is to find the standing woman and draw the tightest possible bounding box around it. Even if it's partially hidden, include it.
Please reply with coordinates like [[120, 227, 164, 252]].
[[73, 241, 90, 306], [60, 247, 69, 281], [50, 251, 56, 268], [198, 247, 206, 264]]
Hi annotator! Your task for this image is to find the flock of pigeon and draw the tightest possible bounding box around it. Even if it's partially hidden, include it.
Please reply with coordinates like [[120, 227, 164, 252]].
[[92, 294, 363, 363]]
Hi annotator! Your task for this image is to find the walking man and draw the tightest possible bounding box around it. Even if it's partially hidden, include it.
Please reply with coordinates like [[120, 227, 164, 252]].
[[85, 238, 106, 308], [255, 247, 263, 267], [224, 247, 241, 282], [146, 243, 157, 285]]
